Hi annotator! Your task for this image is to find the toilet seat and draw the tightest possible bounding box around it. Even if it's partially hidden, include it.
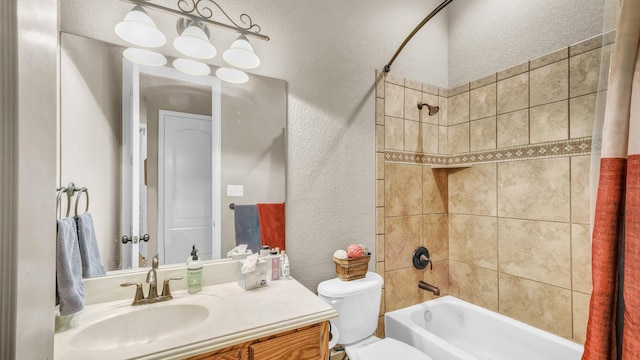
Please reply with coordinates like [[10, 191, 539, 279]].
[[350, 338, 432, 360]]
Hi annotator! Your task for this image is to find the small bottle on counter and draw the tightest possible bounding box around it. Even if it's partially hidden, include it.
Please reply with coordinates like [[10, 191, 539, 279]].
[[186, 245, 203, 294], [270, 249, 280, 281], [280, 251, 286, 278], [282, 253, 291, 280]]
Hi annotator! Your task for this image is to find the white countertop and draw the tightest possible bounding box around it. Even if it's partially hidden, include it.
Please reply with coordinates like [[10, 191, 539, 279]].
[[54, 278, 337, 360]]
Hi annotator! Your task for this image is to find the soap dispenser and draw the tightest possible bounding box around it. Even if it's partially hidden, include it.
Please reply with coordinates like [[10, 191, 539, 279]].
[[186, 245, 203, 294]]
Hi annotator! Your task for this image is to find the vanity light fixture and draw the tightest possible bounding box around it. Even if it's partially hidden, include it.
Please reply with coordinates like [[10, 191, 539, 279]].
[[174, 19, 217, 60], [215, 67, 249, 84], [115, 5, 167, 48], [116, 0, 269, 81], [223, 34, 260, 70]]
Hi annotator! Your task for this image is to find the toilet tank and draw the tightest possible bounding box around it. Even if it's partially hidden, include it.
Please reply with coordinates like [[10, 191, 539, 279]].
[[317, 272, 383, 345]]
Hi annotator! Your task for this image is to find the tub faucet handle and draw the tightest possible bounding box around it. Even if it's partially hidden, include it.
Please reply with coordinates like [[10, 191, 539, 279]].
[[413, 246, 432, 270], [420, 254, 433, 270]]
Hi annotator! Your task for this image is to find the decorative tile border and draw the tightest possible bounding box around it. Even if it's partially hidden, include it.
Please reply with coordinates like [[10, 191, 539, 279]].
[[385, 137, 592, 167]]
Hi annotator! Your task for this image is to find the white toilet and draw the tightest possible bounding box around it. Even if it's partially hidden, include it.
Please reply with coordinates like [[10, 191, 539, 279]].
[[317, 272, 432, 360]]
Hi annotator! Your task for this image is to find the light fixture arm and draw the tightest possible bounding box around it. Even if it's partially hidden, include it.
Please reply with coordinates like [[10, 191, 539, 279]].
[[121, 0, 270, 41]]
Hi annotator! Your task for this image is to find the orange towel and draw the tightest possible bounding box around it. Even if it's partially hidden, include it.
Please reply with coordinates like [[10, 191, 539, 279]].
[[256, 203, 285, 251]]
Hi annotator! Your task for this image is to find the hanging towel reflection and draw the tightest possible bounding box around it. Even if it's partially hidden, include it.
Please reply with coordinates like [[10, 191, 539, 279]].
[[257, 203, 285, 251], [234, 205, 262, 254]]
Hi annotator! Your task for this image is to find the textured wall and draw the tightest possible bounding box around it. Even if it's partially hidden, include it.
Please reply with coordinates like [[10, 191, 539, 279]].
[[447, 0, 618, 87], [60, 0, 450, 292]]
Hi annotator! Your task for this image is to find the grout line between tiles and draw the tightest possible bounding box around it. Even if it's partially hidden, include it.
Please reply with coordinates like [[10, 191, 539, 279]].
[[567, 56, 572, 140], [495, 161, 500, 312], [528, 63, 531, 146]]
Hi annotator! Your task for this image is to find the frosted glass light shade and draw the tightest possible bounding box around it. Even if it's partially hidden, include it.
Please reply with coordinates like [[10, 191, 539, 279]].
[[174, 24, 217, 59], [222, 34, 260, 70], [215, 67, 249, 84], [115, 6, 166, 48], [123, 48, 167, 66], [173, 58, 211, 76]]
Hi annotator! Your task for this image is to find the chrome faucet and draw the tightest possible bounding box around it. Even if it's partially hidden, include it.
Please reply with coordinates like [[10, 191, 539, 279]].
[[419, 280, 441, 296], [121, 255, 183, 306]]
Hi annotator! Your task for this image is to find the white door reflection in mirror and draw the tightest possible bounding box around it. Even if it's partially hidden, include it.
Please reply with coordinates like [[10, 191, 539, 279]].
[[158, 111, 215, 264], [121, 60, 221, 269]]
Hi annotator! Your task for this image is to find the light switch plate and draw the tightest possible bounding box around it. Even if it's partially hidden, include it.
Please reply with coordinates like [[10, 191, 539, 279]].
[[227, 185, 244, 197]]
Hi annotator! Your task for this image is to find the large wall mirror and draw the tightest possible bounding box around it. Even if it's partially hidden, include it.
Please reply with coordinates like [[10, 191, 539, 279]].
[[59, 32, 286, 276]]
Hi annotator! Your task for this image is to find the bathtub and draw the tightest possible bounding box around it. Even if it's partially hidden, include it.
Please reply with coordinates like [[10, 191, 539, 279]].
[[384, 296, 583, 360]]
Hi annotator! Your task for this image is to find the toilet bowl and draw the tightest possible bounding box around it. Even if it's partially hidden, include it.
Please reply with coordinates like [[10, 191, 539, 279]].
[[318, 272, 432, 360]]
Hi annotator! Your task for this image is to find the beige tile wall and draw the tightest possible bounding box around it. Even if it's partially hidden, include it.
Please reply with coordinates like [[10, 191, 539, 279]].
[[375, 71, 450, 338], [375, 31, 612, 344]]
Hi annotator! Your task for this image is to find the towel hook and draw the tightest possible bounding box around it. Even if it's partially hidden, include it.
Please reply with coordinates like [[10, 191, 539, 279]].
[[74, 187, 89, 216]]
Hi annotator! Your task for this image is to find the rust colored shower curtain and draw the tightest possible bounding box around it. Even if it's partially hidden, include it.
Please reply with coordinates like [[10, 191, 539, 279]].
[[582, 0, 640, 359]]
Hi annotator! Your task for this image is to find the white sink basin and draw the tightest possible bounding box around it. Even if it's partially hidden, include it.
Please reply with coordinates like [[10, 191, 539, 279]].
[[70, 303, 209, 351]]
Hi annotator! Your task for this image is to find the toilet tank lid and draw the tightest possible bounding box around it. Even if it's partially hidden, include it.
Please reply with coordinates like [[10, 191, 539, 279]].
[[317, 272, 383, 298]]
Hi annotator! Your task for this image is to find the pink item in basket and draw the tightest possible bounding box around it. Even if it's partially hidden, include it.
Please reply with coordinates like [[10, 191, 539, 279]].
[[347, 244, 363, 258]]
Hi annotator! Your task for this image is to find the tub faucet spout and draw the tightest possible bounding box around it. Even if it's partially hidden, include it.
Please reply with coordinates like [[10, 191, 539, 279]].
[[419, 280, 440, 296]]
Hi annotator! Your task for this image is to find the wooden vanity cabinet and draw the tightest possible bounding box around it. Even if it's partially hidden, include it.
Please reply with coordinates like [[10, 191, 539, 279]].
[[185, 321, 329, 360]]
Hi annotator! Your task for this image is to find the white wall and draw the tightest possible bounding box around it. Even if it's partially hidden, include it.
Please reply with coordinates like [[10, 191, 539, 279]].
[[447, 0, 619, 87], [60, 0, 450, 291]]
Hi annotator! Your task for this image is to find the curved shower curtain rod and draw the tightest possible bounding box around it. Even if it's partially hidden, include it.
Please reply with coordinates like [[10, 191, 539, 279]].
[[383, 0, 454, 73]]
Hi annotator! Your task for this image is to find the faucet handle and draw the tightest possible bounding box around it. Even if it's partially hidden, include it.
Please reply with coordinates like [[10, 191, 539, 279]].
[[161, 276, 184, 299], [120, 282, 144, 305]]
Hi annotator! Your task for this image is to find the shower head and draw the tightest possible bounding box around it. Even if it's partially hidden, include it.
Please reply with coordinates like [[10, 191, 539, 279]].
[[417, 102, 439, 116]]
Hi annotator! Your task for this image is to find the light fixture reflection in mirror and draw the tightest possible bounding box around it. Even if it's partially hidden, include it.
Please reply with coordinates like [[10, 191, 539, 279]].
[[215, 67, 249, 84], [173, 58, 211, 76], [123, 48, 167, 67]]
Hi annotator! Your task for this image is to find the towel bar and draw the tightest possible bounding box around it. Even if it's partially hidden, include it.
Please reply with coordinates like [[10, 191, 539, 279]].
[[56, 182, 90, 218]]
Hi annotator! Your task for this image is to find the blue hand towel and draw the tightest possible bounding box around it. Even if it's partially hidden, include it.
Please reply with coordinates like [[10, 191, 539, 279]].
[[234, 205, 262, 254], [56, 218, 86, 316], [76, 212, 106, 278]]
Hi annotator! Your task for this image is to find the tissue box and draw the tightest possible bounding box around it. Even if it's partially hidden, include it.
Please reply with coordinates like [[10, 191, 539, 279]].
[[231, 251, 253, 261], [237, 260, 268, 290]]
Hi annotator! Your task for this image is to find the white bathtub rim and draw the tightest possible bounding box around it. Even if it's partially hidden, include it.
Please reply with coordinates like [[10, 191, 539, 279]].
[[385, 296, 583, 353], [426, 296, 582, 350], [385, 302, 477, 360]]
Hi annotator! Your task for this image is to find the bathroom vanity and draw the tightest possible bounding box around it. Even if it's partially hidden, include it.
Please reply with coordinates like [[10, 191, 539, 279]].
[[54, 277, 336, 360]]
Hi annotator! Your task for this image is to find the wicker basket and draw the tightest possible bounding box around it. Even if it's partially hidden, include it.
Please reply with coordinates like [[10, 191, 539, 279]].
[[333, 255, 371, 281]]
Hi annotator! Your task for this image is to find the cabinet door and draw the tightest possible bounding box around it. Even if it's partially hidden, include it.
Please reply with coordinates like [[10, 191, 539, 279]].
[[185, 348, 242, 360], [248, 324, 326, 360]]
